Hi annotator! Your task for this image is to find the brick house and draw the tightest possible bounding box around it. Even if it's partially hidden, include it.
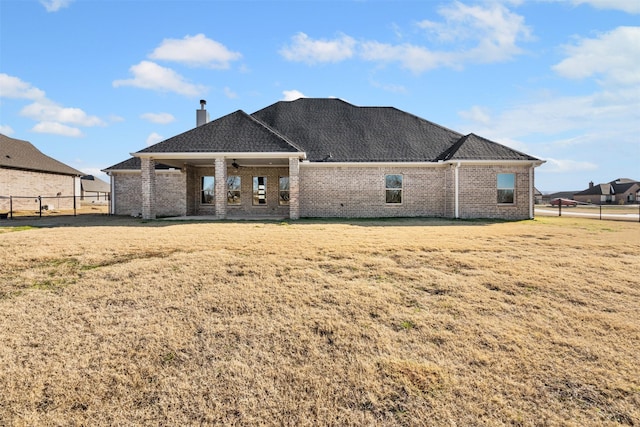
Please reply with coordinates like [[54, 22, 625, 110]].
[[0, 133, 82, 212], [573, 179, 640, 205], [80, 175, 111, 203], [104, 98, 544, 220]]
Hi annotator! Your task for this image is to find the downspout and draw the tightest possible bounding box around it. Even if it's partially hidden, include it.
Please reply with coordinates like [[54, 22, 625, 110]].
[[529, 165, 534, 219], [454, 162, 460, 219], [109, 172, 115, 215]]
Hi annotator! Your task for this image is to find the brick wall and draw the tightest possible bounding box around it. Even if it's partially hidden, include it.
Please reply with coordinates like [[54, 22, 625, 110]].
[[298, 163, 533, 220], [0, 168, 78, 211], [112, 171, 185, 217], [111, 163, 535, 220], [298, 165, 447, 218], [457, 164, 532, 220]]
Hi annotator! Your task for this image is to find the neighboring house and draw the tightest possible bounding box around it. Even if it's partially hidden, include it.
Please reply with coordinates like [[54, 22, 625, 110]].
[[0, 133, 82, 211], [80, 175, 110, 202], [104, 98, 544, 220], [573, 179, 640, 205], [534, 187, 543, 204]]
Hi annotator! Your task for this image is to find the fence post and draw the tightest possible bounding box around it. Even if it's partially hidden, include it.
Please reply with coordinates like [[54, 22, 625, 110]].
[[599, 204, 602, 220], [38, 196, 42, 218], [9, 196, 13, 219], [73, 195, 77, 216], [558, 200, 562, 217]]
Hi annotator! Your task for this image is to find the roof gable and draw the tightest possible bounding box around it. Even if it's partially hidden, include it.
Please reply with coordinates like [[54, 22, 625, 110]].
[[440, 133, 539, 161], [0, 133, 82, 176], [103, 157, 175, 171], [137, 110, 301, 154]]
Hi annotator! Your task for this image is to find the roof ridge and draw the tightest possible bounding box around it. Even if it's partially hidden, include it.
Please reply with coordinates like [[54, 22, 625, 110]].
[[244, 111, 305, 153], [437, 134, 470, 161]]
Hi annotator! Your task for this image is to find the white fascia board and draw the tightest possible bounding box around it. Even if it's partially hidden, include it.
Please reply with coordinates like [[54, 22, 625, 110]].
[[132, 152, 306, 160], [301, 161, 449, 168], [452, 159, 546, 167], [105, 169, 182, 174], [300, 159, 545, 168]]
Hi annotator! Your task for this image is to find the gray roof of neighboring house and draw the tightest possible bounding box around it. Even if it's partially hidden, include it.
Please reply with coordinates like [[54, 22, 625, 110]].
[[80, 175, 110, 193], [0, 133, 83, 176], [105, 98, 541, 170], [574, 178, 640, 196]]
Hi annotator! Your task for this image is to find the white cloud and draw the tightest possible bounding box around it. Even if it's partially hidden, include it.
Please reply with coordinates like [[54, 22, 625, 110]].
[[568, 0, 640, 14], [280, 32, 356, 64], [553, 26, 640, 87], [458, 105, 492, 125], [0, 125, 15, 135], [541, 158, 598, 173], [360, 41, 454, 73], [368, 78, 407, 94], [32, 122, 83, 137], [223, 87, 238, 99], [360, 1, 531, 73], [149, 34, 242, 69], [0, 74, 46, 100], [2, 73, 105, 136], [40, 0, 73, 12], [146, 132, 164, 146], [289, 3, 531, 73], [140, 112, 175, 124], [416, 1, 532, 64], [461, 88, 639, 139], [113, 61, 207, 97], [21, 100, 105, 127], [282, 90, 306, 101]]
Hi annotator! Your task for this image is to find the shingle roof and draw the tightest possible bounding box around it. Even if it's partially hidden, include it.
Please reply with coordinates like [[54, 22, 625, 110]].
[[0, 133, 83, 176], [80, 175, 110, 193], [574, 179, 639, 196], [103, 157, 175, 171], [438, 133, 539, 161], [251, 98, 465, 162], [105, 98, 541, 171], [137, 110, 301, 154]]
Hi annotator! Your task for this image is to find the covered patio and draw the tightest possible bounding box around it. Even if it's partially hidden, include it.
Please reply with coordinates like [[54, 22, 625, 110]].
[[137, 153, 302, 220]]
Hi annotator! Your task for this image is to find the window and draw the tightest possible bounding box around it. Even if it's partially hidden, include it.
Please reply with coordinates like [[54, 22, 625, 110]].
[[253, 176, 267, 205], [385, 174, 402, 204], [497, 173, 515, 204], [227, 176, 241, 205], [201, 176, 214, 204], [279, 177, 290, 205]]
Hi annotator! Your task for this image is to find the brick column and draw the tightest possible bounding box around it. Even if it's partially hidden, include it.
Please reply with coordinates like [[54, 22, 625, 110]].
[[214, 157, 227, 219], [289, 157, 300, 220], [141, 157, 156, 219]]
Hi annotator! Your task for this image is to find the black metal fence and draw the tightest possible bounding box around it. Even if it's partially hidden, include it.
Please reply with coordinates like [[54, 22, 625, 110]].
[[0, 194, 109, 219], [535, 202, 640, 223]]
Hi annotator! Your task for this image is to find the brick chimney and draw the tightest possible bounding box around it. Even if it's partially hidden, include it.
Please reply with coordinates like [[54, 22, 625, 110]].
[[196, 99, 209, 127], [589, 181, 594, 189]]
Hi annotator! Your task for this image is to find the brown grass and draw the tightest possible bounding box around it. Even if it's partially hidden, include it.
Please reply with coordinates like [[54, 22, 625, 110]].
[[0, 216, 638, 426]]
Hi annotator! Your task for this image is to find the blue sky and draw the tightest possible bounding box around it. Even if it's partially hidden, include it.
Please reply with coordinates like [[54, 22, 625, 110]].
[[1, 0, 638, 192]]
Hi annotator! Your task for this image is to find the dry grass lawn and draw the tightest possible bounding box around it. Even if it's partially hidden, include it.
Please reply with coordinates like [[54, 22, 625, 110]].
[[0, 216, 638, 426]]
